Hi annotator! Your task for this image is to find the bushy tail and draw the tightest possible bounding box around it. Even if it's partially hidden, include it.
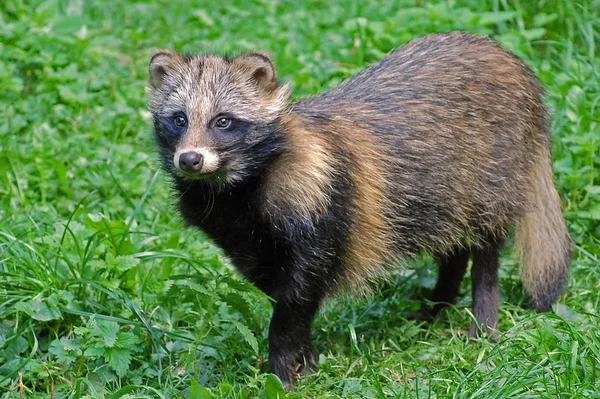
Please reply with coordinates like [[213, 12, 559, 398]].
[[515, 152, 571, 311]]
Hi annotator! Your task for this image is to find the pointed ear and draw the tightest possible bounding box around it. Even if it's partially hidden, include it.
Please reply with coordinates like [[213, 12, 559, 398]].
[[232, 53, 278, 90], [149, 49, 182, 89]]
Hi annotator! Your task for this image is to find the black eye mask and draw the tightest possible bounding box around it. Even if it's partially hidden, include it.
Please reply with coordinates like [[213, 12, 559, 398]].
[[155, 112, 188, 139]]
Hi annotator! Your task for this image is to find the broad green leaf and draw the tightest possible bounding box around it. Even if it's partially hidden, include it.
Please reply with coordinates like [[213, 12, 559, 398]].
[[15, 296, 62, 321], [83, 344, 105, 358], [180, 280, 220, 299], [189, 380, 214, 399], [108, 253, 140, 272], [223, 292, 252, 320], [105, 347, 133, 377], [115, 332, 140, 349], [5, 335, 28, 357], [231, 320, 259, 354], [260, 374, 287, 399], [222, 276, 267, 297], [84, 213, 135, 255], [49, 338, 82, 365], [218, 383, 233, 394], [91, 320, 119, 348]]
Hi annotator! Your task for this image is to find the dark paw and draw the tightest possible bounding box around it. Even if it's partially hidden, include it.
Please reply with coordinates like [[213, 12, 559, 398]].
[[296, 345, 318, 376], [468, 321, 499, 341], [270, 344, 318, 388], [528, 297, 553, 313], [408, 308, 435, 322], [408, 301, 449, 322]]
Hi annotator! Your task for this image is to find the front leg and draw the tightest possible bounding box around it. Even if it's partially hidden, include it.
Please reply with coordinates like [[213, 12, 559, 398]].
[[238, 239, 332, 386], [257, 208, 346, 386], [268, 294, 322, 387]]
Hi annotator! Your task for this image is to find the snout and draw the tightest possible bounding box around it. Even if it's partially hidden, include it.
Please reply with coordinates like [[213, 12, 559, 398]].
[[178, 151, 204, 172], [173, 148, 220, 177]]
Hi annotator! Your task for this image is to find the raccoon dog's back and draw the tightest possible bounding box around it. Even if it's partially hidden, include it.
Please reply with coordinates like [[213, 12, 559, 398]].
[[296, 32, 544, 254]]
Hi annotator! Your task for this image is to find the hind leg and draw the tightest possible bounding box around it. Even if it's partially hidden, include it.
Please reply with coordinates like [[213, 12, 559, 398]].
[[413, 247, 470, 320], [430, 247, 471, 314], [469, 236, 504, 337]]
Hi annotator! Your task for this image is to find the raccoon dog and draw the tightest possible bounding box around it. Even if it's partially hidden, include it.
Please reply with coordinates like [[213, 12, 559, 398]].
[[147, 32, 571, 386]]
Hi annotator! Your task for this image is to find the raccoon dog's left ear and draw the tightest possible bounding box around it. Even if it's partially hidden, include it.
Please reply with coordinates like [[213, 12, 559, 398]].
[[233, 53, 279, 91], [149, 50, 182, 89]]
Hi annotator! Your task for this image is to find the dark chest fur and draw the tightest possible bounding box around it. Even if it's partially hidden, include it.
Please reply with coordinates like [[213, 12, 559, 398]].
[[175, 172, 354, 300], [177, 179, 278, 291]]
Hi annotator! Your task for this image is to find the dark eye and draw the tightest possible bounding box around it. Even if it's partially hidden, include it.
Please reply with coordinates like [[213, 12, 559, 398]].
[[173, 115, 187, 128], [215, 117, 232, 129]]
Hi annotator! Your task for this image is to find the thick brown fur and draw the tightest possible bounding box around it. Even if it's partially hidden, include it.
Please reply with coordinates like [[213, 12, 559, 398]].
[[147, 32, 571, 386], [264, 114, 394, 289]]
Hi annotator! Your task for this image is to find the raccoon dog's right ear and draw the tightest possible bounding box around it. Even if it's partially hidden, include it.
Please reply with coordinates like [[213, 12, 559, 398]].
[[232, 53, 278, 91], [149, 50, 182, 89]]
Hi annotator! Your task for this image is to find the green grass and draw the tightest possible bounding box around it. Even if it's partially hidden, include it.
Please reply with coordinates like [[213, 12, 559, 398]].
[[1, 0, 599, 397]]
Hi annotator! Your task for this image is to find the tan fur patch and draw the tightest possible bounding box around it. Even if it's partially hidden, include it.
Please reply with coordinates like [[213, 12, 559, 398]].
[[262, 115, 335, 222], [262, 114, 392, 289], [326, 119, 394, 290]]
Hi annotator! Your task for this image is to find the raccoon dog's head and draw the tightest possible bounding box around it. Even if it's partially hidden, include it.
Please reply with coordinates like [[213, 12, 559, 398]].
[[147, 50, 290, 186]]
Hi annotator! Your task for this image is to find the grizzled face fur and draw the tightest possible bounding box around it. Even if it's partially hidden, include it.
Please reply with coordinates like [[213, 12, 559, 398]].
[[147, 50, 290, 185]]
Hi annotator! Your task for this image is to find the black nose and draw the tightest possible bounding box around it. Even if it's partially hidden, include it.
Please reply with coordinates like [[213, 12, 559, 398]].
[[178, 151, 204, 172]]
